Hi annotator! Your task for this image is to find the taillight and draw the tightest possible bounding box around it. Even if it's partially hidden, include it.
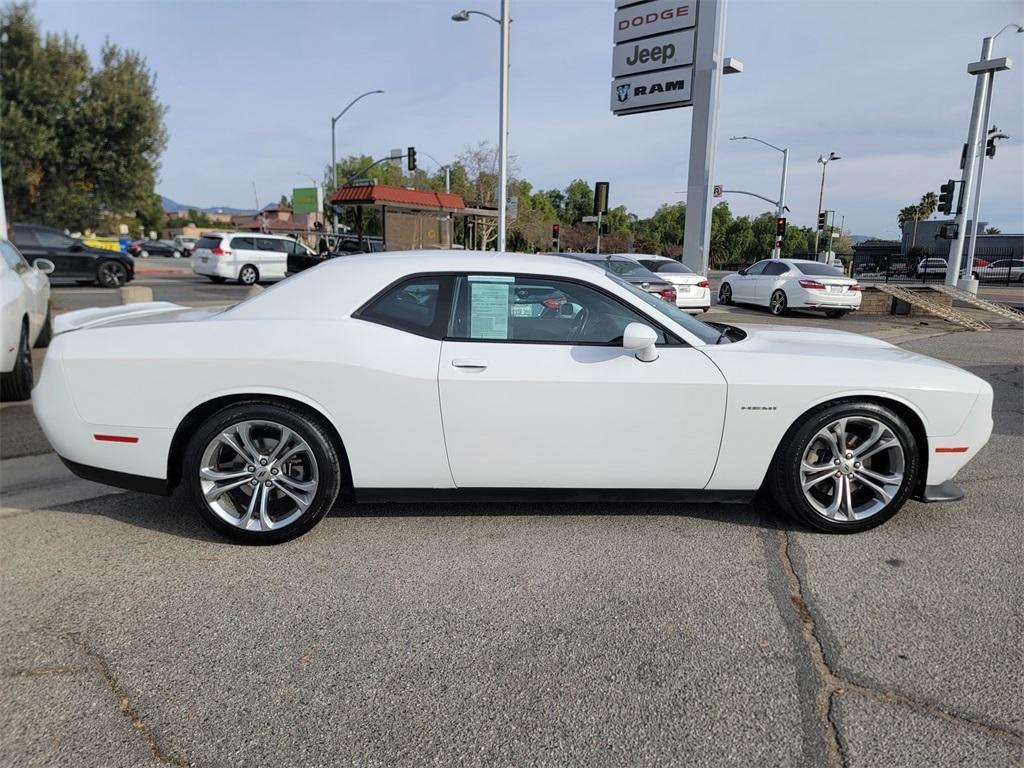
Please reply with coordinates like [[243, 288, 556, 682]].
[[799, 279, 826, 290], [848, 283, 861, 292], [659, 287, 677, 301], [211, 247, 231, 256], [697, 279, 709, 288]]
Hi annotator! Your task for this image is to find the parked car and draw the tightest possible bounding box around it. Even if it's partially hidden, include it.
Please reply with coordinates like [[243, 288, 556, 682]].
[[191, 233, 315, 285], [10, 223, 135, 287], [553, 253, 676, 302], [35, 250, 992, 543], [286, 236, 384, 277], [719, 259, 862, 318], [127, 239, 184, 259], [632, 254, 711, 312], [971, 259, 1024, 282], [1, 239, 54, 400], [914, 257, 948, 279], [173, 236, 199, 256]]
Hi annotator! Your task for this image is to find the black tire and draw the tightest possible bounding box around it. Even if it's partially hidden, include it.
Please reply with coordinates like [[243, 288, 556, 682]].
[[1, 323, 34, 402], [718, 283, 732, 305], [207, 276, 227, 284], [238, 265, 259, 285], [971, 272, 979, 281], [183, 401, 342, 544], [97, 260, 127, 288], [769, 289, 788, 316], [769, 401, 919, 534], [824, 309, 848, 319], [76, 280, 94, 286], [34, 305, 52, 348]]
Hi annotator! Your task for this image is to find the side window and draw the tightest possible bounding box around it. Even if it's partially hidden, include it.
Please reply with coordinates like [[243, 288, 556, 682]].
[[231, 236, 256, 251], [745, 261, 768, 276], [12, 227, 40, 247], [258, 238, 288, 252], [357, 276, 453, 338], [35, 230, 75, 249], [763, 262, 788, 276], [1, 241, 29, 272], [449, 275, 665, 345]]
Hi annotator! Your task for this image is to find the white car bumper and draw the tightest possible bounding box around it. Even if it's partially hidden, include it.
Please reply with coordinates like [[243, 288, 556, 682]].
[[674, 286, 711, 311], [790, 287, 862, 310], [925, 381, 993, 487], [191, 256, 235, 279]]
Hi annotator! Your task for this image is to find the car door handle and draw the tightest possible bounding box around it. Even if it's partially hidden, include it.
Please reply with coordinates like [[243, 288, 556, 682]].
[[451, 358, 488, 370]]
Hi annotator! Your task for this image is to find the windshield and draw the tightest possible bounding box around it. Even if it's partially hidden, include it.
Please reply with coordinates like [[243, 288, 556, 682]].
[[794, 262, 846, 277], [642, 260, 694, 274], [608, 274, 721, 344], [598, 258, 652, 278]]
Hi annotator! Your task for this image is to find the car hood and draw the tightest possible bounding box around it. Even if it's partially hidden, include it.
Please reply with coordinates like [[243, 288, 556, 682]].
[[52, 302, 224, 335]]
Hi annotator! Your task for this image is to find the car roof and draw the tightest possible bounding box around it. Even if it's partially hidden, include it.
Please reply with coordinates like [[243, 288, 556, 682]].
[[615, 253, 669, 261], [557, 252, 639, 262], [321, 249, 607, 279]]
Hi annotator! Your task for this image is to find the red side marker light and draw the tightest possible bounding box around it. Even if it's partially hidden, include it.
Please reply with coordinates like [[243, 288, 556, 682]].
[[935, 447, 968, 453], [94, 434, 139, 443]]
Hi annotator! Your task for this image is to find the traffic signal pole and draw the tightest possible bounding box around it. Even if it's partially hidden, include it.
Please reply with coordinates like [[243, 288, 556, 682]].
[[773, 148, 788, 259]]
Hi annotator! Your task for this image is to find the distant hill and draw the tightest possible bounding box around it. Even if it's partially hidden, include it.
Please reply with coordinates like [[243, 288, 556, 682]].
[[160, 195, 254, 215]]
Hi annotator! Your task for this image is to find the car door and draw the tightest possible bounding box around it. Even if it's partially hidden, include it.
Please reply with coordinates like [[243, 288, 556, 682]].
[[0, 240, 46, 339], [757, 261, 790, 302], [10, 226, 49, 271], [33, 228, 92, 278], [732, 260, 767, 302], [256, 237, 287, 278], [228, 236, 256, 277], [437, 273, 727, 489]]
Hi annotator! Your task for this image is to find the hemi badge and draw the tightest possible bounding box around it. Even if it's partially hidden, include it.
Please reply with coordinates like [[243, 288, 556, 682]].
[[935, 447, 968, 454], [94, 434, 139, 444]]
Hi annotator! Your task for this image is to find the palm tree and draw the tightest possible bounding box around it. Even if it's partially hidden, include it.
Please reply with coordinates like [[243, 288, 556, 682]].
[[985, 226, 1001, 235], [911, 191, 938, 248], [897, 205, 917, 237]]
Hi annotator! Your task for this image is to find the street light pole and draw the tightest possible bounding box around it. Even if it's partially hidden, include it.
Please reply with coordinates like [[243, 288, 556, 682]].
[[330, 90, 384, 231], [814, 152, 841, 256], [729, 136, 789, 258], [946, 24, 1020, 289], [453, 4, 511, 252]]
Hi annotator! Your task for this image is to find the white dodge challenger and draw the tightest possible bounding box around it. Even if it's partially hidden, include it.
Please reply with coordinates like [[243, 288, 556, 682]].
[[33, 251, 992, 543]]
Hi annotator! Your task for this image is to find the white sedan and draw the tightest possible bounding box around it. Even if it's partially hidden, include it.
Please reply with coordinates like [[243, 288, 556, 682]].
[[33, 251, 991, 543], [719, 258, 862, 317], [1, 239, 54, 401], [633, 254, 711, 312]]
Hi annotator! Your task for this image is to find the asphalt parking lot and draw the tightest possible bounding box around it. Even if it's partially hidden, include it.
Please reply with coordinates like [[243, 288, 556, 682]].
[[1, 270, 1022, 767]]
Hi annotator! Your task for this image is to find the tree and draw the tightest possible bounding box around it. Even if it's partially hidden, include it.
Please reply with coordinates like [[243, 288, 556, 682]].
[[985, 226, 1001, 235], [911, 191, 938, 247], [562, 179, 594, 224], [1, 2, 168, 230]]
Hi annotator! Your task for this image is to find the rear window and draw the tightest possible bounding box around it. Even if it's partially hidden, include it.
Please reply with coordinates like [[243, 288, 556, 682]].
[[794, 262, 845, 277], [196, 236, 222, 250], [600, 258, 653, 278], [646, 260, 693, 274]]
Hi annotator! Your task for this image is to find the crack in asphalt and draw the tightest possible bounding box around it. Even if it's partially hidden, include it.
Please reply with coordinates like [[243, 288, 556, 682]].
[[772, 529, 1024, 756], [67, 634, 190, 767]]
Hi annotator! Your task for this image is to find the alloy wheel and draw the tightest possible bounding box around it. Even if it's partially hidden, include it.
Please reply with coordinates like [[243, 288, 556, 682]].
[[99, 262, 126, 287], [719, 284, 731, 304], [198, 420, 319, 533], [240, 266, 257, 285], [799, 416, 906, 522], [770, 290, 787, 315]]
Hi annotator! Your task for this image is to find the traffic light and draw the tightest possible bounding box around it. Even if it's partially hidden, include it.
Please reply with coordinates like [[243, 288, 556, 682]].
[[775, 217, 787, 237], [594, 182, 609, 216], [817, 212, 827, 230], [939, 224, 958, 240], [986, 137, 997, 158], [938, 179, 956, 215], [551, 222, 560, 249], [407, 146, 417, 172]]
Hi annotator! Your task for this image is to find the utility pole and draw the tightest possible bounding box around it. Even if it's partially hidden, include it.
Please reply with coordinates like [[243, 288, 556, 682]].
[[946, 24, 1020, 289], [497, 0, 511, 252], [813, 152, 840, 256]]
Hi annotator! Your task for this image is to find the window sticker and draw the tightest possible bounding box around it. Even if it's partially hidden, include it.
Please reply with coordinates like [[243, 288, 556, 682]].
[[469, 281, 510, 340]]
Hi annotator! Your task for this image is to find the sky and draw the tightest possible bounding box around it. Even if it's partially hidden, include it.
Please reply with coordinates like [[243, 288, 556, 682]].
[[34, 0, 1024, 239]]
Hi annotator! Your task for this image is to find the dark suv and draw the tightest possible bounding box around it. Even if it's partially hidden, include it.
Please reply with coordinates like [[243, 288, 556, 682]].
[[11, 223, 135, 287]]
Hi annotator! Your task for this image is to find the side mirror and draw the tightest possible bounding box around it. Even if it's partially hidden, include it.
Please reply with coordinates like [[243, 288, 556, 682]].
[[738, 267, 748, 276], [34, 258, 56, 275], [623, 322, 659, 363]]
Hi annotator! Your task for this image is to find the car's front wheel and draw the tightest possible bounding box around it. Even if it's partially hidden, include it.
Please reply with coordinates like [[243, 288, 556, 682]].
[[97, 260, 128, 287], [139, 250, 149, 258], [183, 402, 343, 544], [1, 323, 33, 402], [769, 289, 788, 316], [770, 402, 919, 533], [718, 283, 732, 305], [34, 304, 52, 348], [172, 250, 182, 259]]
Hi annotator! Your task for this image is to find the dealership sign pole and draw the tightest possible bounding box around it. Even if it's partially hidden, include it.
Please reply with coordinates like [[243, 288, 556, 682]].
[[611, 0, 729, 276]]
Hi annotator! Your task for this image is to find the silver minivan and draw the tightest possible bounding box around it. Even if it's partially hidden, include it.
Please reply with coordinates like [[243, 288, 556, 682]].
[[191, 233, 314, 285]]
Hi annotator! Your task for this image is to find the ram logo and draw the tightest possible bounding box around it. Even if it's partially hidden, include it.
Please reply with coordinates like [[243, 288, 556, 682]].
[[616, 83, 631, 103]]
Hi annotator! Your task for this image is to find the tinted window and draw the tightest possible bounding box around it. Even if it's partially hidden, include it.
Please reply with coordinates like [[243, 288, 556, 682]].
[[12, 226, 40, 247], [256, 238, 286, 252], [599, 258, 651, 278], [1, 240, 28, 271], [449, 275, 665, 345], [231, 237, 256, 250], [196, 236, 222, 250], [794, 262, 845, 277], [608, 275, 721, 345], [359, 277, 451, 337], [763, 262, 790, 276], [35, 229, 76, 249], [745, 261, 769, 276], [643, 259, 693, 274]]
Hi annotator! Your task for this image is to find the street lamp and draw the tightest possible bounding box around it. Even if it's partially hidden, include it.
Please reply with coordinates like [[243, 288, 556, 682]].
[[814, 152, 841, 256], [453, 3, 510, 251], [730, 135, 789, 258], [330, 90, 384, 230]]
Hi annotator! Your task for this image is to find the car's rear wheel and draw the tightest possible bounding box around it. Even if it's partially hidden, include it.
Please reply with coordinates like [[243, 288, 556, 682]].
[[238, 265, 259, 285], [139, 250, 149, 258], [35, 304, 52, 348], [207, 276, 227, 284], [971, 272, 979, 280], [770, 402, 918, 533], [172, 250, 182, 259], [183, 403, 342, 544], [1, 324, 33, 402], [824, 309, 848, 319], [718, 283, 732, 305], [97, 260, 127, 287], [770, 289, 788, 316]]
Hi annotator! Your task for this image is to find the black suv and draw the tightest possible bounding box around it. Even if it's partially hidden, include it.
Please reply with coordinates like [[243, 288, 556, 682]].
[[11, 223, 135, 287]]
